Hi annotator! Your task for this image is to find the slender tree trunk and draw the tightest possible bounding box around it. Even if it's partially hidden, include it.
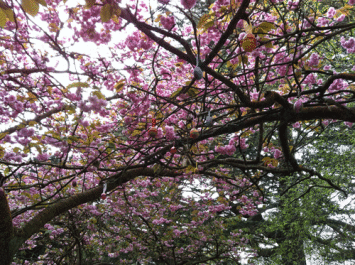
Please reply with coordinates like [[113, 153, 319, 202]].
[[278, 170, 307, 265], [280, 238, 307, 265]]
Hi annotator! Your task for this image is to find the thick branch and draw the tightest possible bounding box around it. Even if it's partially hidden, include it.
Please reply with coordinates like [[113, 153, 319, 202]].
[[204, 0, 250, 65], [10, 168, 176, 257]]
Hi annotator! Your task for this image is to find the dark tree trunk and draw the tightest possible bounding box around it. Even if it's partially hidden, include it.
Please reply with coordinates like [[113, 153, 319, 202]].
[[0, 194, 14, 265]]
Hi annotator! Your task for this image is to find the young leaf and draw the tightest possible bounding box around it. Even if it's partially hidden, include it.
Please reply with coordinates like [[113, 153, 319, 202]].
[[21, 0, 39, 16], [114, 80, 125, 92], [0, 146, 4, 158], [92, 90, 105, 100], [243, 21, 253, 34], [260, 37, 274, 49], [3, 8, 14, 22], [85, 0, 95, 8], [0, 0, 10, 10], [170, 87, 183, 98], [197, 13, 210, 28], [0, 8, 6, 27], [154, 14, 162, 23], [257, 22, 275, 33], [114, 7, 121, 17], [100, 4, 113, 23], [187, 87, 199, 97], [35, 0, 47, 7], [67, 82, 89, 89]]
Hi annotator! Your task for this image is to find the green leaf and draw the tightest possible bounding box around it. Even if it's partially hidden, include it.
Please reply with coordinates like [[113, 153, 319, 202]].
[[107, 142, 116, 149], [21, 0, 39, 16]]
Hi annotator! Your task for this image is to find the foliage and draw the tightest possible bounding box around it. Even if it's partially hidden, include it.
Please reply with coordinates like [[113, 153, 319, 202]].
[[0, 0, 355, 264]]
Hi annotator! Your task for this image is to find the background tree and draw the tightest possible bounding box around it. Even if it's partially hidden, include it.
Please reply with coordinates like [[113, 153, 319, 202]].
[[0, 0, 355, 264], [242, 123, 355, 265]]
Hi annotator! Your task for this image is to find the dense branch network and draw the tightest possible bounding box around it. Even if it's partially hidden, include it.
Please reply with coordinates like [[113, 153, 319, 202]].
[[0, 0, 355, 264]]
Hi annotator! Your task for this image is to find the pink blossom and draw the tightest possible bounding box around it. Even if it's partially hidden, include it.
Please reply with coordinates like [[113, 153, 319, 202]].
[[165, 125, 176, 140], [337, 14, 345, 22], [304, 73, 316, 86], [178, 120, 185, 128], [173, 229, 184, 236], [293, 99, 303, 113], [341, 37, 355, 53], [293, 122, 301, 128], [170, 204, 183, 212], [14, 102, 24, 112], [273, 149, 282, 159], [327, 7, 336, 18], [317, 17, 329, 26], [18, 128, 35, 138], [37, 153, 50, 161], [341, 37, 355, 49], [240, 138, 249, 149], [251, 92, 259, 101], [345, 121, 353, 127], [225, 145, 236, 155], [329, 79, 345, 92], [6, 95, 16, 103], [287, 0, 299, 10], [161, 16, 175, 30], [308, 53, 319, 67], [181, 0, 197, 9], [80, 120, 90, 127], [350, 0, 355, 5], [236, 20, 244, 28]]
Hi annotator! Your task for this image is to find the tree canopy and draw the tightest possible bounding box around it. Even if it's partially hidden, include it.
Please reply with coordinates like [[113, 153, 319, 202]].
[[1, 0, 355, 264]]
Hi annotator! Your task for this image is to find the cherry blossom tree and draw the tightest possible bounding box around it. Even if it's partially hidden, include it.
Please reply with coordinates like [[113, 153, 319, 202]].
[[1, 0, 355, 264]]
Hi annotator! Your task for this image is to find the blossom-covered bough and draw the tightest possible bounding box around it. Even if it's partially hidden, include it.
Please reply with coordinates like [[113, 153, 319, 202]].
[[1, 0, 355, 264]]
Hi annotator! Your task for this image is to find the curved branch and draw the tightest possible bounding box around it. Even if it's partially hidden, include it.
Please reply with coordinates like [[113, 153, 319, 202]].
[[120, 8, 195, 63], [9, 168, 177, 257]]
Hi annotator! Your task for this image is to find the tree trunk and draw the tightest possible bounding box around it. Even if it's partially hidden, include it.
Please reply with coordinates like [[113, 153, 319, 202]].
[[281, 238, 307, 265], [0, 193, 14, 265]]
